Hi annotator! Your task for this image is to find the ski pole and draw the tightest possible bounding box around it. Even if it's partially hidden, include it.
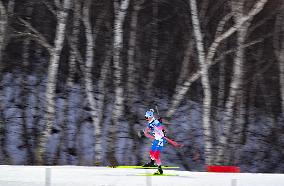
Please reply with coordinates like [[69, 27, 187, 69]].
[[164, 136, 184, 148]]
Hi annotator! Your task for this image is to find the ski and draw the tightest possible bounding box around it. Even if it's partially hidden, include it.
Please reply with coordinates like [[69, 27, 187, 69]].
[[109, 165, 179, 169], [136, 173, 179, 176]]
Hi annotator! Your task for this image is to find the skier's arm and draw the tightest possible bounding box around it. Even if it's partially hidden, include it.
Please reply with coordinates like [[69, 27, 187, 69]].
[[144, 127, 155, 139]]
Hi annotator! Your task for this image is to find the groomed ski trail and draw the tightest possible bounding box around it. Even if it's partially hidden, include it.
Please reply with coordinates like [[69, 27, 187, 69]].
[[0, 165, 284, 186]]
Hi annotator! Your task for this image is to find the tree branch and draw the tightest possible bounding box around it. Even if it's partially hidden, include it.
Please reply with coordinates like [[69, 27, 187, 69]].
[[206, 0, 268, 64], [17, 18, 53, 53]]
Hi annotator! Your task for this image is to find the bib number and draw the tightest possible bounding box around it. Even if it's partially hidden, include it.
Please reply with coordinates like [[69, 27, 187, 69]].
[[158, 140, 164, 147]]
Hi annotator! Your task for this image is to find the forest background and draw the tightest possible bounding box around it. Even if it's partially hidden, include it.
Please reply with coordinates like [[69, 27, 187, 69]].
[[1, 0, 284, 173]]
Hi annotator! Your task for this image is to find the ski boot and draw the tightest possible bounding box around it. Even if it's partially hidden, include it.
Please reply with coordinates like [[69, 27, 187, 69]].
[[142, 159, 156, 167], [153, 165, 163, 175]]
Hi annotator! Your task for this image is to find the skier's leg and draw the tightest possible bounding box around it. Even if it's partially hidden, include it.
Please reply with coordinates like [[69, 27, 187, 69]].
[[143, 140, 157, 167], [154, 141, 164, 174], [152, 150, 163, 175], [153, 151, 161, 166], [150, 150, 156, 160], [150, 139, 159, 161]]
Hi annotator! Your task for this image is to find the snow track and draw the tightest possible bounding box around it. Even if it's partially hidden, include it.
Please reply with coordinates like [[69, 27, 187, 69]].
[[0, 166, 283, 186]]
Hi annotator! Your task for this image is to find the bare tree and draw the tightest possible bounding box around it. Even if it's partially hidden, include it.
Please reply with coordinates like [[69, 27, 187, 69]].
[[106, 0, 130, 166], [18, 1, 36, 165], [125, 0, 145, 165], [82, 0, 105, 165], [0, 0, 15, 165], [63, 0, 111, 165], [189, 0, 213, 165], [126, 0, 144, 109], [145, 0, 158, 98], [216, 0, 267, 165], [37, 0, 72, 165], [274, 2, 284, 119], [65, 0, 82, 164], [176, 39, 194, 87], [0, 95, 10, 164], [89, 3, 112, 166], [0, 0, 7, 65], [67, 1, 82, 87], [0, 0, 14, 64], [167, 0, 268, 120]]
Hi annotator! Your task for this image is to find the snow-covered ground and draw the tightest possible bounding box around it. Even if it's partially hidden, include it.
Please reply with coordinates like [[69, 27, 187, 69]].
[[0, 166, 284, 186]]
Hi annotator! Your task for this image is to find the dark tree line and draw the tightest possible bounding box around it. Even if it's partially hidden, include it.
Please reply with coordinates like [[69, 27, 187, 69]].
[[0, 0, 284, 172]]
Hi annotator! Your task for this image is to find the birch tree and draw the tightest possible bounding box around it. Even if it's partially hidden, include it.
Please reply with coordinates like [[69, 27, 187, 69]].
[[64, 0, 110, 165], [67, 1, 82, 87], [0, 0, 14, 64], [189, 0, 213, 165], [0, 94, 9, 163], [0, 0, 15, 164], [167, 0, 268, 119], [37, 0, 72, 165], [145, 0, 158, 98], [0, 0, 7, 66], [126, 0, 144, 109], [125, 0, 145, 165], [65, 0, 82, 164], [0, 0, 6, 163], [216, 0, 266, 165], [274, 2, 284, 120], [82, 0, 103, 165], [89, 3, 112, 166], [19, 1, 36, 165], [106, 0, 130, 166], [176, 39, 194, 86]]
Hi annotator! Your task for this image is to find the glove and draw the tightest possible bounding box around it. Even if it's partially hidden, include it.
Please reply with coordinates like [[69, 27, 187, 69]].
[[137, 130, 145, 138]]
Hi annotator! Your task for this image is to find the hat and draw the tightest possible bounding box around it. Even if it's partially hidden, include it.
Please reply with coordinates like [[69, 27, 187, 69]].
[[145, 109, 154, 118]]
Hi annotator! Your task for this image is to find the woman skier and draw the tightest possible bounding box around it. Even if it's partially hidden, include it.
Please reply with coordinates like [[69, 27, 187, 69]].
[[142, 109, 183, 175]]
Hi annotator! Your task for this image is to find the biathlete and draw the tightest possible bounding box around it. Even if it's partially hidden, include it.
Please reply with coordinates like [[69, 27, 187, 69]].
[[142, 109, 183, 175]]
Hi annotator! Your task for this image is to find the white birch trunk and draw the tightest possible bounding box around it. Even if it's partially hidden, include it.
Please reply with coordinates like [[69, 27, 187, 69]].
[[125, 0, 144, 165], [274, 4, 284, 119], [0, 0, 14, 65], [107, 0, 130, 166], [65, 2, 108, 165], [95, 46, 112, 130], [0, 0, 15, 64], [0, 87, 10, 163], [0, 0, 15, 164], [67, 1, 81, 87], [166, 39, 193, 118], [145, 0, 158, 97], [112, 0, 129, 120], [167, 0, 268, 119], [176, 40, 194, 86], [91, 4, 111, 166], [127, 1, 142, 105], [20, 2, 35, 165], [216, 0, 252, 165], [0, 0, 7, 163], [280, 50, 284, 120], [0, 0, 7, 65], [190, 0, 213, 165], [37, 0, 72, 165], [20, 42, 34, 164], [82, 0, 104, 164], [65, 0, 81, 164], [213, 42, 227, 159], [280, 45, 284, 120]]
